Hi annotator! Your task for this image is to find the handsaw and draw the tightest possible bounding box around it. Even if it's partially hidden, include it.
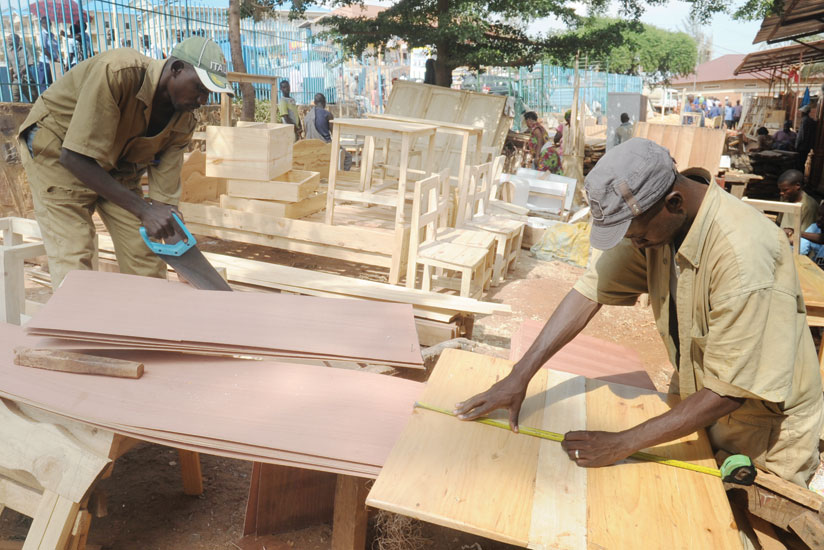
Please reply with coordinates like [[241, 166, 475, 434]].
[[140, 213, 232, 291]]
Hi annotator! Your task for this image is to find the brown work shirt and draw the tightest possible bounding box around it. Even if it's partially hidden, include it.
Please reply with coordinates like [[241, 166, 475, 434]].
[[574, 182, 824, 485], [779, 190, 820, 234], [19, 48, 196, 204]]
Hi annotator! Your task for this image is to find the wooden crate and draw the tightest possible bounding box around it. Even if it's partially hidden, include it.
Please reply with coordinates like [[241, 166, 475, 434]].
[[226, 170, 321, 202], [220, 193, 327, 219], [205, 122, 293, 180]]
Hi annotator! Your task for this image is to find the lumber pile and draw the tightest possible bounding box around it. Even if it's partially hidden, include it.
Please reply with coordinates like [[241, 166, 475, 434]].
[[367, 349, 743, 548], [206, 122, 325, 219], [583, 141, 606, 174], [747, 149, 798, 200], [25, 271, 423, 369], [0, 323, 423, 477]]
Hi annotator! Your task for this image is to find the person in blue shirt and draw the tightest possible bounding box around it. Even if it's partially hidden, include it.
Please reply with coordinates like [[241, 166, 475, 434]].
[[724, 101, 734, 129], [800, 202, 824, 268], [304, 93, 352, 170], [708, 100, 721, 119]]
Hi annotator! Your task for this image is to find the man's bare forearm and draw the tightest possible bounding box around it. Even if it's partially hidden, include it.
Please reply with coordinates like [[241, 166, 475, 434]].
[[511, 289, 601, 384], [60, 148, 148, 218]]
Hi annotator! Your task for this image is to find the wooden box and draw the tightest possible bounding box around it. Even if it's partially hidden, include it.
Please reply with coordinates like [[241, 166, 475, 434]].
[[225, 170, 321, 203], [205, 121, 293, 180], [220, 192, 327, 219]]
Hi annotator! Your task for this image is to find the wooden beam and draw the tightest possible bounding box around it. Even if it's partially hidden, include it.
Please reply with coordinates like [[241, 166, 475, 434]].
[[177, 450, 204, 496], [331, 475, 369, 550]]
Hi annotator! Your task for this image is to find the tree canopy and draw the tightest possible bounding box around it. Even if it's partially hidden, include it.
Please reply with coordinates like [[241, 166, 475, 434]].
[[570, 18, 697, 84], [263, 0, 783, 86]]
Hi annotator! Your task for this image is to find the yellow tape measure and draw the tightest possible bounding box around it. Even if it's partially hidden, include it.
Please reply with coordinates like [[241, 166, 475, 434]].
[[414, 402, 724, 479]]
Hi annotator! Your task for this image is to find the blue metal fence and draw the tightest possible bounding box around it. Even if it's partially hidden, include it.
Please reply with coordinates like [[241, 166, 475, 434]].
[[0, 0, 342, 103]]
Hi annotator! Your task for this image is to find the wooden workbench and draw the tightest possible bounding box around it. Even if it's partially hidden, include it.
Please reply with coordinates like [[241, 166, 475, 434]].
[[367, 349, 743, 549]]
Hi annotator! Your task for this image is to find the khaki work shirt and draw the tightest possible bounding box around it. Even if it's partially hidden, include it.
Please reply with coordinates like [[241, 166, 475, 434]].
[[19, 48, 196, 204], [574, 182, 824, 484]]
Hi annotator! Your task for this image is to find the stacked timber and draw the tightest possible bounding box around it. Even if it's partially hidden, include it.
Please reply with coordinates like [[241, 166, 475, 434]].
[[206, 122, 325, 219], [747, 149, 798, 199]]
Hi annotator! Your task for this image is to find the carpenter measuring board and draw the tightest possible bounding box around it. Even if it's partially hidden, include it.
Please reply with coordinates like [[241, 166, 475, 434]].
[[366, 349, 743, 549]]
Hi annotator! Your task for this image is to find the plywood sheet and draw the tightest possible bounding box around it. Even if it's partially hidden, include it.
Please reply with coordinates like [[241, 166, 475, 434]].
[[509, 320, 655, 390], [367, 349, 742, 549], [25, 271, 422, 368], [633, 123, 726, 175], [0, 324, 423, 477]]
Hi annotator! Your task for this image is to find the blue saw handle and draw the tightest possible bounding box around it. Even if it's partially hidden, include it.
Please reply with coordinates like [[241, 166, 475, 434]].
[[140, 213, 196, 257]]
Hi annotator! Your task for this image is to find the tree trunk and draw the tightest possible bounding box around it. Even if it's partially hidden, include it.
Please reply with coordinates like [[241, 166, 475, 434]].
[[433, 0, 453, 88], [228, 0, 255, 121]]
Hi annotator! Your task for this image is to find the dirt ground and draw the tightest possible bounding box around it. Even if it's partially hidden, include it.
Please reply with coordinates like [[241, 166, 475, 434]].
[[0, 245, 671, 550]]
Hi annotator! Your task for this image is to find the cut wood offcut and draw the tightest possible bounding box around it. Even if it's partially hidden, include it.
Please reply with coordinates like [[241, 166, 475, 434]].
[[25, 271, 423, 369], [225, 170, 321, 202]]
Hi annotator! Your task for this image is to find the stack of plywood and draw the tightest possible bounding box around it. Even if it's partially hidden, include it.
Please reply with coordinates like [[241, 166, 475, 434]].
[[0, 323, 422, 477], [25, 271, 424, 370], [205, 121, 325, 219]]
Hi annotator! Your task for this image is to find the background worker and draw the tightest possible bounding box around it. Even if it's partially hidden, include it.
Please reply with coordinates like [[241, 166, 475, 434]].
[[796, 104, 817, 172], [18, 36, 233, 289], [455, 138, 824, 489], [277, 79, 302, 141], [776, 168, 819, 240]]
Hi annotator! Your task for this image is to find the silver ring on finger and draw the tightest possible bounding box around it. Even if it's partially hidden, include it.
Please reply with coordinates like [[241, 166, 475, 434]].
[[574, 449, 580, 459]]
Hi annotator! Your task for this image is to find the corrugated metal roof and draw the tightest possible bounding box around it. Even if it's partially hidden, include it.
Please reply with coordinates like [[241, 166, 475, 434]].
[[735, 39, 824, 75], [752, 0, 824, 45], [670, 54, 751, 86]]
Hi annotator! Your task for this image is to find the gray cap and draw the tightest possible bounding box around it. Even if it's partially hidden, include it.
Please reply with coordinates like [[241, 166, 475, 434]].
[[800, 104, 812, 113], [585, 137, 677, 250]]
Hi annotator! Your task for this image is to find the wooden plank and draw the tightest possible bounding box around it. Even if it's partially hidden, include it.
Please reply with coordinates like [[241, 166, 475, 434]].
[[293, 139, 333, 180], [528, 370, 586, 550], [366, 349, 548, 546], [788, 511, 824, 548], [186, 223, 394, 269], [180, 203, 395, 255], [252, 463, 335, 535], [177, 450, 203, 496], [367, 349, 742, 549], [585, 379, 741, 549], [220, 193, 327, 219], [0, 476, 41, 518], [13, 347, 144, 379], [226, 170, 320, 202], [331, 475, 369, 550]]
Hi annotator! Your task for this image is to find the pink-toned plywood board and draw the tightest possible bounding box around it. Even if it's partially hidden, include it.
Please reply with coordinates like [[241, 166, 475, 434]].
[[0, 324, 422, 477], [509, 319, 656, 390], [26, 271, 422, 368]]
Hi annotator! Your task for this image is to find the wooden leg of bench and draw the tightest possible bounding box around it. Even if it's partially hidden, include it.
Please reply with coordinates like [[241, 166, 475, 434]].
[[23, 490, 79, 550], [178, 450, 204, 496], [331, 475, 369, 550], [68, 510, 92, 550]]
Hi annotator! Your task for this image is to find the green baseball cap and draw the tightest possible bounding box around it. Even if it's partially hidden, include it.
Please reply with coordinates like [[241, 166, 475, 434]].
[[171, 36, 234, 95]]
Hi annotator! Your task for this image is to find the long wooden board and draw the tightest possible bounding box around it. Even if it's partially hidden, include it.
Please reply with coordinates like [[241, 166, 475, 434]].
[[366, 349, 742, 549], [25, 271, 423, 368]]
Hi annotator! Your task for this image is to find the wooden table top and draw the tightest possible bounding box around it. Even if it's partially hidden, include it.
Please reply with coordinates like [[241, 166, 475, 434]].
[[332, 117, 438, 136], [368, 113, 484, 135]]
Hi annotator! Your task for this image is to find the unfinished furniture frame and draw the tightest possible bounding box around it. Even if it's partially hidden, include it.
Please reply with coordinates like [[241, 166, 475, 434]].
[[457, 164, 525, 284], [407, 174, 492, 299], [367, 113, 484, 195], [742, 198, 802, 253], [0, 398, 202, 550], [0, 217, 45, 325], [324, 118, 438, 284], [221, 72, 281, 127]]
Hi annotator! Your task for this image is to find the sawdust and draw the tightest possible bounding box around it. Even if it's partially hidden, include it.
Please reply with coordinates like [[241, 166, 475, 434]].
[[372, 511, 428, 550]]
